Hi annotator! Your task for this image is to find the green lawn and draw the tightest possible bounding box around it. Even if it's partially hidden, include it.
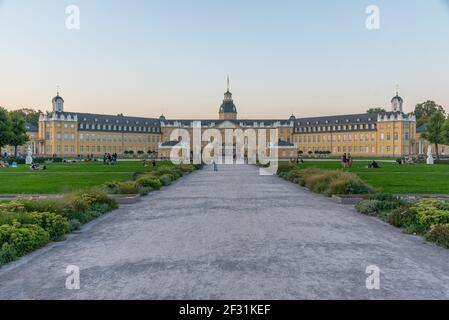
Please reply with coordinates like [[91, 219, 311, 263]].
[[0, 161, 168, 194], [294, 160, 449, 194]]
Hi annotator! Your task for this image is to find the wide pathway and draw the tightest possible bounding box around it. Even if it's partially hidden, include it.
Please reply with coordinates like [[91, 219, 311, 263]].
[[1, 165, 448, 299]]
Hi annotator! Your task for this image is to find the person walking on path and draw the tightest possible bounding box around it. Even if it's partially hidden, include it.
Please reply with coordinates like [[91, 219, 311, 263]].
[[213, 160, 218, 172]]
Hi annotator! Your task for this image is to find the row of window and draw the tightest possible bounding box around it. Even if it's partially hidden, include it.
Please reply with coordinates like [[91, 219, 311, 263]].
[[79, 133, 160, 143], [52, 145, 157, 154], [295, 123, 376, 133], [79, 123, 160, 133]]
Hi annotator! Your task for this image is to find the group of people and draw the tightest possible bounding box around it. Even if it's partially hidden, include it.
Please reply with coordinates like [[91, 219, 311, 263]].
[[0, 160, 10, 168], [340, 153, 353, 168], [103, 153, 118, 165], [30, 162, 47, 171]]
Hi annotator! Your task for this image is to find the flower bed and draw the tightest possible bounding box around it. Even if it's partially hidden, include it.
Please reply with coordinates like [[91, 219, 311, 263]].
[[355, 194, 449, 249]]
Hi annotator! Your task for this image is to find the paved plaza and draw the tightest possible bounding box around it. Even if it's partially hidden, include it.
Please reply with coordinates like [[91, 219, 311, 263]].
[[0, 165, 448, 299]]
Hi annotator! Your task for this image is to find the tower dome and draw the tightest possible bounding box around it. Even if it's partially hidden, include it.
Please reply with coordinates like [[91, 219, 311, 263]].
[[391, 91, 403, 113], [52, 91, 64, 112], [219, 76, 237, 120]]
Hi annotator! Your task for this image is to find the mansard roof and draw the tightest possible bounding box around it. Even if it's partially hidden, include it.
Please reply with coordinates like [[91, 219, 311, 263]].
[[47, 111, 160, 127]]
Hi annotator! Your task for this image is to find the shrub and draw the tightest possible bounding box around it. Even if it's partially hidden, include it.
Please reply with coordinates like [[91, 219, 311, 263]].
[[116, 182, 139, 194], [0, 222, 49, 257], [428, 224, 449, 248], [0, 202, 26, 213], [69, 219, 82, 232], [298, 169, 373, 196], [356, 200, 384, 215], [410, 199, 449, 232], [137, 176, 162, 190], [159, 174, 172, 186], [103, 181, 121, 194], [16, 199, 64, 215], [132, 171, 146, 180], [154, 166, 180, 181], [138, 186, 153, 196], [79, 190, 116, 211], [0, 211, 69, 241], [387, 206, 415, 228], [0, 243, 17, 266], [27, 212, 69, 241], [179, 164, 195, 173], [277, 163, 296, 175], [374, 193, 398, 202], [356, 199, 401, 216]]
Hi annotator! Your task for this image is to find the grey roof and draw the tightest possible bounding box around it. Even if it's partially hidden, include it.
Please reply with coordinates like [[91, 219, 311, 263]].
[[51, 111, 160, 128], [391, 95, 403, 102], [161, 140, 180, 147], [219, 101, 237, 113], [294, 113, 379, 127], [162, 119, 293, 127], [52, 95, 64, 102], [417, 124, 427, 133], [25, 123, 38, 132], [277, 140, 295, 147]]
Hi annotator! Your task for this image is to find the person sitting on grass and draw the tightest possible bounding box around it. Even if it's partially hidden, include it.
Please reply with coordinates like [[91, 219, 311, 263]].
[[368, 160, 380, 169]]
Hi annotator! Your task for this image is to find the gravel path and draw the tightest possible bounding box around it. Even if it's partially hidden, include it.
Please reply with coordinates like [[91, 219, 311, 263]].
[[0, 165, 448, 299]]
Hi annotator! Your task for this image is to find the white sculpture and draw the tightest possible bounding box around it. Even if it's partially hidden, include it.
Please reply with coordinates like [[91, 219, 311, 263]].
[[25, 146, 33, 165], [426, 146, 434, 165]]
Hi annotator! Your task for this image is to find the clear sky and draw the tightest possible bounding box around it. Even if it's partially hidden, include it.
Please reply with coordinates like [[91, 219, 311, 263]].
[[1, 0, 449, 119]]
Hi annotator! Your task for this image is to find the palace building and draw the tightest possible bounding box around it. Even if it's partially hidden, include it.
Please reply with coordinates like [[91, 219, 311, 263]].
[[6, 82, 445, 159]]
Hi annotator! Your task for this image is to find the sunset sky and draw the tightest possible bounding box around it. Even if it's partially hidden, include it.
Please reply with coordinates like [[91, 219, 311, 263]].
[[1, 0, 448, 119]]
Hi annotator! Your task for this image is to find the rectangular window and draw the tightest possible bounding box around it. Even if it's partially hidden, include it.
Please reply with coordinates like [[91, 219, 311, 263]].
[[80, 133, 84, 141]]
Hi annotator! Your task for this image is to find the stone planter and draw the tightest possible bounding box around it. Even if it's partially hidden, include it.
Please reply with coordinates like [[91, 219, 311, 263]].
[[109, 194, 141, 204], [331, 194, 369, 205]]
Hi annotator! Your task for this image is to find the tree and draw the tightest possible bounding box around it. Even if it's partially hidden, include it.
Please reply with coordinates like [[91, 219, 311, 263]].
[[366, 107, 386, 113], [441, 116, 449, 147], [11, 108, 43, 126], [0, 107, 13, 154], [414, 101, 446, 127], [420, 112, 445, 159], [9, 112, 29, 157]]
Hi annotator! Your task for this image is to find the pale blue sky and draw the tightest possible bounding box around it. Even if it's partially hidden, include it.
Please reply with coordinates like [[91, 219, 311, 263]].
[[1, 0, 448, 119]]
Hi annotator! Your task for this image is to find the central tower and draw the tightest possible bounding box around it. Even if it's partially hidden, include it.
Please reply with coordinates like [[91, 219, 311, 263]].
[[219, 76, 238, 120]]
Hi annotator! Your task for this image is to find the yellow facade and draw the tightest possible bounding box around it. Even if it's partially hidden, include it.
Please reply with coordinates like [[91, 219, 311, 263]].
[[5, 90, 444, 160]]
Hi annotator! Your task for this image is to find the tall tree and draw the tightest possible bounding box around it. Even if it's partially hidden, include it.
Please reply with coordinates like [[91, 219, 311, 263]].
[[8, 111, 29, 157], [414, 101, 446, 127], [11, 108, 43, 126], [420, 111, 445, 159], [441, 116, 449, 147], [0, 107, 13, 154], [366, 107, 386, 113]]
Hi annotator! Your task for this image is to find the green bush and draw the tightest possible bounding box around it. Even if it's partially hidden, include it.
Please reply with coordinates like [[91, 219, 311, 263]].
[[116, 182, 139, 195], [0, 243, 17, 266], [138, 186, 153, 196], [428, 224, 449, 248], [387, 206, 415, 228], [69, 219, 82, 232], [0, 222, 49, 257], [297, 169, 373, 196], [411, 199, 449, 232], [0, 211, 69, 241], [277, 163, 296, 175], [16, 199, 64, 215], [356, 200, 383, 215], [373, 193, 398, 202], [179, 164, 195, 173], [159, 174, 172, 186], [27, 212, 69, 241], [154, 166, 180, 181], [356, 199, 401, 216], [137, 175, 162, 190]]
